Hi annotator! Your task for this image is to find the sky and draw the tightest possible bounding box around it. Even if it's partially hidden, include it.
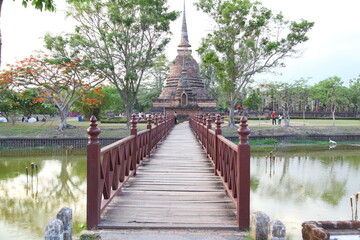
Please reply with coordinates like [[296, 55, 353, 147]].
[[2, 0, 360, 86]]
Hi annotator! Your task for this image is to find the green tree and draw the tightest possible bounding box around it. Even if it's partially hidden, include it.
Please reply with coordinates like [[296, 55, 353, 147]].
[[196, 0, 314, 127], [243, 90, 261, 114], [311, 76, 349, 126], [293, 78, 310, 124], [276, 82, 297, 127], [143, 54, 170, 94], [135, 85, 161, 113], [65, 0, 178, 128], [349, 76, 360, 115]]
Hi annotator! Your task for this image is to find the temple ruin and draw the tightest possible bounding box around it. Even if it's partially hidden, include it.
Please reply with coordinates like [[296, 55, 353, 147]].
[[151, 3, 217, 118]]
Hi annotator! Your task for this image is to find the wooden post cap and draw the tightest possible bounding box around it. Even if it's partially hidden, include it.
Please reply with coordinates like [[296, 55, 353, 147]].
[[87, 116, 101, 144]]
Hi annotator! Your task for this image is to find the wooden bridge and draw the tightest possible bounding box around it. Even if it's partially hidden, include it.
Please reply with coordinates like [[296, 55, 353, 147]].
[[86, 114, 250, 232]]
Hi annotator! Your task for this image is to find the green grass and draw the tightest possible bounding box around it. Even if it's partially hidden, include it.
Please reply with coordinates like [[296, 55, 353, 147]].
[[221, 119, 360, 136], [0, 117, 359, 139], [0, 117, 148, 138]]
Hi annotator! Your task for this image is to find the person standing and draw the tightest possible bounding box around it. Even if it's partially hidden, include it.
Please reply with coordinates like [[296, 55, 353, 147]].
[[271, 111, 276, 125], [278, 114, 283, 125]]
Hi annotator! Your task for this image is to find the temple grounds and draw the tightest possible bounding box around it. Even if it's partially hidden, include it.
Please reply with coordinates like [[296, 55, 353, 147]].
[[0, 117, 359, 139]]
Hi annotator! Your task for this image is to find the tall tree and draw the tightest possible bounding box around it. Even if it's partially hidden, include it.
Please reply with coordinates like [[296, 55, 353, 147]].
[[349, 76, 360, 115], [293, 78, 310, 125], [242, 90, 261, 115], [311, 76, 349, 126], [65, 0, 178, 128], [196, 0, 314, 127], [0, 54, 105, 130], [143, 54, 170, 93]]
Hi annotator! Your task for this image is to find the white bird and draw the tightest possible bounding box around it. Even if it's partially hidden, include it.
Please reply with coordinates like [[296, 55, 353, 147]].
[[329, 138, 337, 144]]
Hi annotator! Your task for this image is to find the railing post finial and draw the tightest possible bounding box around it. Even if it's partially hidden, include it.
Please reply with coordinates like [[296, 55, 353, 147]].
[[147, 114, 152, 129], [87, 116, 101, 144], [130, 114, 138, 135], [199, 114, 203, 124], [237, 116, 250, 145], [215, 114, 222, 135], [207, 113, 212, 129], [203, 114, 207, 125], [154, 114, 158, 126]]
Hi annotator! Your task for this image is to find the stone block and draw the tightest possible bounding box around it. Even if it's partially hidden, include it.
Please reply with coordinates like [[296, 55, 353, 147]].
[[57, 207, 72, 240], [45, 219, 64, 240], [268, 219, 286, 240], [251, 211, 270, 240]]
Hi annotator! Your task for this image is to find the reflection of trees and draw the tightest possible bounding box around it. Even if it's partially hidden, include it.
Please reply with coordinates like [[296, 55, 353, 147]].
[[250, 147, 357, 206], [0, 153, 86, 239]]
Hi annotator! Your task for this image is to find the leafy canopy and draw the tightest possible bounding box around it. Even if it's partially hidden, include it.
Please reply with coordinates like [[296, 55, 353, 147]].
[[196, 0, 314, 126]]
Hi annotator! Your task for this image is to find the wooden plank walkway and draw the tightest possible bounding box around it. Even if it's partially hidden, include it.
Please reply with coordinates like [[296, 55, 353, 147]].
[[98, 122, 238, 230]]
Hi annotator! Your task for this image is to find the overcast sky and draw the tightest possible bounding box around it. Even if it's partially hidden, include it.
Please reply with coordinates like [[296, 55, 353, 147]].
[[2, 0, 360, 86]]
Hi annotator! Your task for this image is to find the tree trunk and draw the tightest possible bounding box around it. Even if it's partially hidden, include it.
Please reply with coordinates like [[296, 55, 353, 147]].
[[125, 106, 132, 129], [332, 110, 336, 127], [302, 110, 306, 126], [284, 109, 290, 127], [228, 107, 237, 128], [58, 109, 75, 131]]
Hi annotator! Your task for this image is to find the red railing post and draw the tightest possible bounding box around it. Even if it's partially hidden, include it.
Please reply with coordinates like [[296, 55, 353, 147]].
[[198, 115, 203, 141], [147, 114, 153, 155], [86, 116, 101, 229], [214, 114, 222, 175], [237, 116, 251, 230], [130, 114, 138, 173], [206, 113, 212, 156], [154, 114, 158, 147]]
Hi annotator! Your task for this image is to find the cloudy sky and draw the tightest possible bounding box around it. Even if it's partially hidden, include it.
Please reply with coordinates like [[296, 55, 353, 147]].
[[2, 0, 360, 86]]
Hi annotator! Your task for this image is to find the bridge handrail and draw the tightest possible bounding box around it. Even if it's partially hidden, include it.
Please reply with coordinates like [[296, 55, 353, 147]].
[[86, 113, 174, 229], [189, 114, 250, 230]]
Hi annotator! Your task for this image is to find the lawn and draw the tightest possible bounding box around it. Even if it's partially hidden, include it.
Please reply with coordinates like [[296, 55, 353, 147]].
[[220, 118, 360, 136], [0, 117, 148, 138], [0, 117, 359, 138]]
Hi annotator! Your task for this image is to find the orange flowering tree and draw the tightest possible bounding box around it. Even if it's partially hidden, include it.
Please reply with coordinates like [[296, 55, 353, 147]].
[[73, 86, 106, 120], [1, 55, 105, 130]]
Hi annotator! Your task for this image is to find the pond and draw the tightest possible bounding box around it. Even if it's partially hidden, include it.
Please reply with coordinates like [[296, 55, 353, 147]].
[[0, 145, 359, 239], [0, 149, 86, 240], [251, 144, 360, 239]]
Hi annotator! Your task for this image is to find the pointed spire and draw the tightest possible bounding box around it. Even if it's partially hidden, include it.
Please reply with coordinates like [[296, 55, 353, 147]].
[[178, 0, 191, 48]]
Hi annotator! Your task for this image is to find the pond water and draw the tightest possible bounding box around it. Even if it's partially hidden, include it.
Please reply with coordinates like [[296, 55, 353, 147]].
[[0, 145, 359, 239], [0, 149, 86, 240], [251, 145, 360, 239]]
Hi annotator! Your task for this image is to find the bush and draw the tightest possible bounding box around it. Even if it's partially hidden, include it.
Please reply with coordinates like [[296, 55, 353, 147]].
[[224, 116, 270, 123], [100, 116, 147, 124]]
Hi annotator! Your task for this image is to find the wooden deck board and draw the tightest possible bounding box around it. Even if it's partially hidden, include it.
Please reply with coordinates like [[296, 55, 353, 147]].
[[98, 123, 238, 230]]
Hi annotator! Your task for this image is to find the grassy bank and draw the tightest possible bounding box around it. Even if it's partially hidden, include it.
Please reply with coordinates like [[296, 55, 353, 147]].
[[221, 119, 360, 136], [0, 117, 359, 139], [0, 117, 148, 138]]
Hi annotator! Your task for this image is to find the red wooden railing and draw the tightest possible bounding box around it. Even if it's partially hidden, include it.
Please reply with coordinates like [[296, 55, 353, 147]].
[[86, 113, 174, 229], [189, 114, 251, 230]]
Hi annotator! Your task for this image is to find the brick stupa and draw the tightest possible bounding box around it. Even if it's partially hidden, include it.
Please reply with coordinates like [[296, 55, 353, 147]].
[[151, 3, 217, 117]]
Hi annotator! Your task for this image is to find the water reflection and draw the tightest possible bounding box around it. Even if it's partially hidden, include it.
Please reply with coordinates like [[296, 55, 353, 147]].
[[251, 145, 360, 239], [0, 149, 86, 240], [0, 146, 359, 240]]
